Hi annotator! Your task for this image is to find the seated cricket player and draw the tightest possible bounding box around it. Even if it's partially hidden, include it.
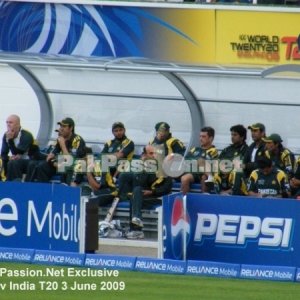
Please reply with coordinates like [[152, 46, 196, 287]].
[[247, 156, 290, 198], [118, 145, 173, 239]]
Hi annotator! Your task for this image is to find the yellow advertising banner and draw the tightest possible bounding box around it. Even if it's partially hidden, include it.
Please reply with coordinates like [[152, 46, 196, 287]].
[[146, 9, 216, 64], [216, 10, 300, 66]]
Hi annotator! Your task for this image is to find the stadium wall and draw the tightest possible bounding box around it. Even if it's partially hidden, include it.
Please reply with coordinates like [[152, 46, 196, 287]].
[[1, 183, 300, 282], [1, 247, 300, 282]]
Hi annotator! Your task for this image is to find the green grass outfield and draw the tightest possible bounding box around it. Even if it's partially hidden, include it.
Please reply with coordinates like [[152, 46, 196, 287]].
[[0, 262, 300, 300]]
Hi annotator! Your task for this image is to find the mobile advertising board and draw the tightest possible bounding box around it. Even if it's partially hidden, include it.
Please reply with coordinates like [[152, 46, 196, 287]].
[[0, 182, 82, 253]]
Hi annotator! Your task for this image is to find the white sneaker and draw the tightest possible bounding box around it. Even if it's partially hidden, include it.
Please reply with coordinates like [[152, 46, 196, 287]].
[[125, 231, 144, 239], [131, 217, 144, 228]]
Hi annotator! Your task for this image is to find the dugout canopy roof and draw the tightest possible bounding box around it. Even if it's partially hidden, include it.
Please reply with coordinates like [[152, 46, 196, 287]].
[[0, 52, 300, 153]]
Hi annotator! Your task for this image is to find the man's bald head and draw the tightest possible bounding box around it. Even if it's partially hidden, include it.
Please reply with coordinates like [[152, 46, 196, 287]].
[[6, 115, 21, 138], [142, 145, 156, 159]]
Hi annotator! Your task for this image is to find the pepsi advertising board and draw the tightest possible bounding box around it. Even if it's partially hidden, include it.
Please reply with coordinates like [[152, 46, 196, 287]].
[[163, 193, 300, 267], [0, 182, 81, 252]]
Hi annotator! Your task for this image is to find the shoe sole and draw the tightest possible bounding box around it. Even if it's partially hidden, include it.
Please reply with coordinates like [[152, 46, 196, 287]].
[[126, 236, 144, 240], [126, 234, 144, 239], [131, 220, 144, 228]]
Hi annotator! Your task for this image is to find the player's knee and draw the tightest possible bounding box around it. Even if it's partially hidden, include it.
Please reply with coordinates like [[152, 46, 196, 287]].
[[181, 174, 193, 186]]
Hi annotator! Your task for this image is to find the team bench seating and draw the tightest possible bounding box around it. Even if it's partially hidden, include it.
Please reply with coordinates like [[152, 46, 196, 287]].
[[172, 181, 202, 193]]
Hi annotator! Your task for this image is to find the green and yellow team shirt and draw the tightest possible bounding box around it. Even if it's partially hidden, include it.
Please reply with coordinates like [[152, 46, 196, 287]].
[[149, 136, 186, 156], [247, 168, 289, 197], [102, 136, 134, 160], [185, 145, 219, 176], [73, 159, 116, 190], [265, 148, 295, 174], [214, 170, 248, 195], [186, 146, 219, 160]]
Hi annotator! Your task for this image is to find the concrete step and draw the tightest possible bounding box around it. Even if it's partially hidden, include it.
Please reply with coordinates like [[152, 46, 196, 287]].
[[97, 237, 158, 258]]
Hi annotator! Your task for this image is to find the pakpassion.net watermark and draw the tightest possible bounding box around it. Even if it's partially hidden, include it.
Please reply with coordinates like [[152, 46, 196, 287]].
[[56, 154, 244, 178]]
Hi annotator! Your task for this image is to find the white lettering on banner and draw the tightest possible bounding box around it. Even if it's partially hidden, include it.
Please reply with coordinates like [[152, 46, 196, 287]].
[[64, 257, 82, 265], [241, 268, 274, 278], [34, 254, 65, 263], [237, 216, 261, 244], [13, 253, 31, 261], [27, 201, 79, 242], [85, 258, 133, 268], [0, 251, 31, 262], [187, 266, 238, 277], [274, 271, 293, 279], [27, 201, 51, 237], [216, 215, 240, 244], [194, 214, 218, 241], [198, 266, 219, 275], [116, 260, 133, 268], [187, 265, 219, 275], [194, 213, 293, 248], [166, 264, 184, 273], [0, 252, 13, 260], [219, 268, 238, 277], [136, 260, 167, 271], [163, 225, 167, 252], [95, 259, 116, 267], [0, 198, 18, 236]]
